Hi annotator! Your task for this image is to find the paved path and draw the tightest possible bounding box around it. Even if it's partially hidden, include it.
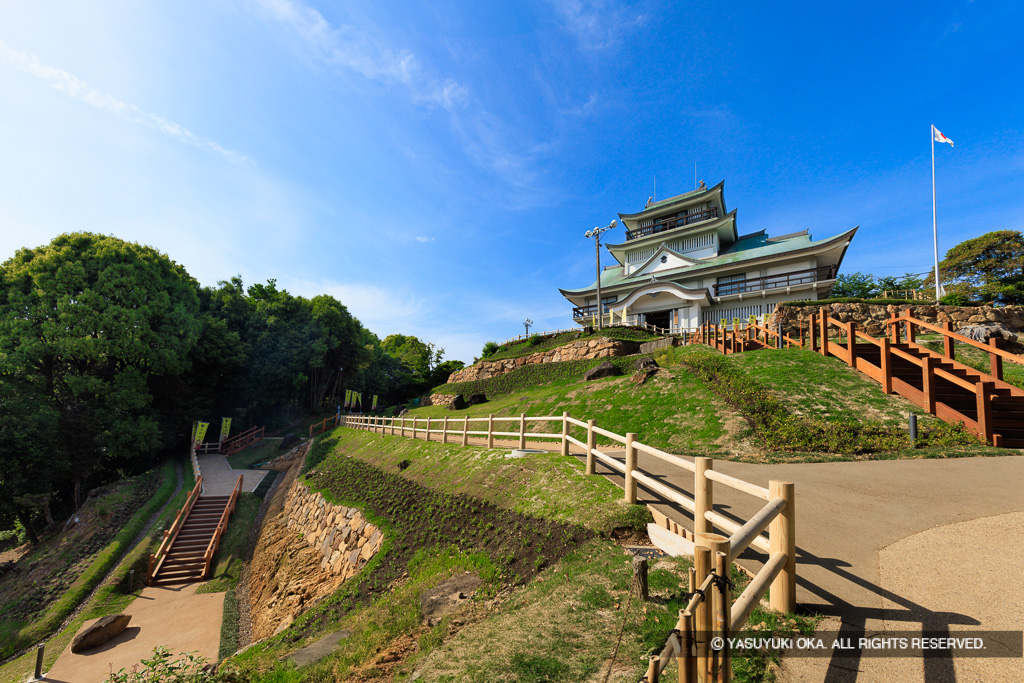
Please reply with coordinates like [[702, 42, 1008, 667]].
[[372, 428, 1024, 680], [44, 583, 223, 683], [196, 454, 267, 496]]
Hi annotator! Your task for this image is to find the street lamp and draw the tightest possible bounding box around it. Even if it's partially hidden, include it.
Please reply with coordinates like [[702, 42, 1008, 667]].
[[523, 317, 533, 336], [584, 220, 617, 330]]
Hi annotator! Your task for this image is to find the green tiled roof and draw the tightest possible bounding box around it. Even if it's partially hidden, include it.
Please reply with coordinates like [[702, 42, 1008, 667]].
[[560, 227, 855, 295]]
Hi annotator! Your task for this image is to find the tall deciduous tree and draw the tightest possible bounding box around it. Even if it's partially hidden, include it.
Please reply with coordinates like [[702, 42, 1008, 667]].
[[0, 233, 201, 507]]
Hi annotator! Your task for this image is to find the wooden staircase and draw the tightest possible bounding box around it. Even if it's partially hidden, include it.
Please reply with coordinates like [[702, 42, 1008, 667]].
[[693, 312, 1024, 448], [147, 474, 243, 586]]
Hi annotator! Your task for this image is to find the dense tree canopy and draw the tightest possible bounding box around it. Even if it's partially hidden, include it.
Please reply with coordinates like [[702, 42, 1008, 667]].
[[927, 230, 1024, 304], [0, 233, 454, 539]]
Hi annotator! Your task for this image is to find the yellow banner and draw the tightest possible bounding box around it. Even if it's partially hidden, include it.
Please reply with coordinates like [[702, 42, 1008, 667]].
[[345, 389, 352, 409], [195, 421, 210, 444], [219, 417, 232, 443], [372, 395, 378, 410]]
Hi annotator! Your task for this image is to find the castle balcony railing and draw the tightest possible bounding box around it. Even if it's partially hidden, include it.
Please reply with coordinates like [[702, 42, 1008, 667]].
[[625, 206, 718, 241], [713, 264, 837, 297]]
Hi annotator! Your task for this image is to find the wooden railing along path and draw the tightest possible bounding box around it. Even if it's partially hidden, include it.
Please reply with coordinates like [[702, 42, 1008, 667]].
[[341, 411, 796, 681], [221, 425, 265, 455], [202, 474, 243, 579], [147, 475, 203, 585], [693, 313, 1024, 447]]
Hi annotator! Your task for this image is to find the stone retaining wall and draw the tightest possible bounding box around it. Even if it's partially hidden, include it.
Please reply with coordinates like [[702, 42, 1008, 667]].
[[639, 337, 677, 355], [426, 394, 459, 407], [284, 481, 383, 580], [447, 337, 640, 384], [770, 303, 1024, 342]]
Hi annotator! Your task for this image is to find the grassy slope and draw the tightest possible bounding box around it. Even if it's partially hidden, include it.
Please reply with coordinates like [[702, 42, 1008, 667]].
[[417, 363, 734, 456], [0, 461, 187, 683], [415, 343, 1009, 461], [485, 327, 659, 362]]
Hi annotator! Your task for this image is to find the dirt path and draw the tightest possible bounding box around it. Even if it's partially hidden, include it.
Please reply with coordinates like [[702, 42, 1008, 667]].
[[377, 428, 1024, 681], [43, 583, 224, 683]]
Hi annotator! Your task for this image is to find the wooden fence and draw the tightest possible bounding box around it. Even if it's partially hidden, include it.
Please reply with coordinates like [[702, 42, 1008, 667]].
[[202, 474, 243, 579], [694, 312, 1024, 447], [147, 475, 203, 585], [221, 425, 265, 455], [341, 411, 796, 681]]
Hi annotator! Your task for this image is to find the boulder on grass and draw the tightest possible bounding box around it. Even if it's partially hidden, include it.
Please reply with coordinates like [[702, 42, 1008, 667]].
[[447, 395, 467, 411], [467, 394, 488, 406], [634, 357, 658, 372], [280, 433, 300, 450], [584, 361, 619, 382], [957, 323, 1010, 343], [71, 614, 131, 653]]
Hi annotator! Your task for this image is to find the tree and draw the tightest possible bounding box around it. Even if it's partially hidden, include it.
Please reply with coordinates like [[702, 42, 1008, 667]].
[[481, 341, 500, 358], [830, 272, 877, 298], [0, 233, 201, 507], [926, 230, 1024, 304]]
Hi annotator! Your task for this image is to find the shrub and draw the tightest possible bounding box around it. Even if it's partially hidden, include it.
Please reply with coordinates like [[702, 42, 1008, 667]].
[[481, 341, 500, 358]]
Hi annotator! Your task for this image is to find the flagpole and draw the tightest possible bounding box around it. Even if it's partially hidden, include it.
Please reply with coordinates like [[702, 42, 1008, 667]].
[[931, 125, 941, 301]]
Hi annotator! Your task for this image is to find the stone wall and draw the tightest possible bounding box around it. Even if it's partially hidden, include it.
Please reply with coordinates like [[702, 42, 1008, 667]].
[[446, 337, 641, 384], [284, 482, 384, 578], [639, 337, 678, 355], [769, 303, 1024, 342], [426, 393, 459, 407]]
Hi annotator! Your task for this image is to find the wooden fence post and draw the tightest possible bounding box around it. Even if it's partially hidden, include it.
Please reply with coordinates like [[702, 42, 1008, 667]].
[[819, 315, 828, 357], [709, 537, 732, 682], [943, 321, 955, 360], [679, 609, 696, 683], [519, 413, 526, 450], [769, 480, 796, 614], [922, 356, 936, 413], [487, 414, 494, 448], [906, 318, 916, 345], [695, 457, 713, 536], [891, 312, 901, 344], [989, 337, 1003, 380], [442, 415, 449, 444], [846, 321, 857, 368], [400, 417, 406, 438], [560, 412, 569, 457], [586, 419, 596, 475], [808, 313, 818, 353], [976, 380, 994, 445], [624, 433, 637, 504], [413, 417, 419, 440], [462, 418, 469, 446], [879, 337, 893, 394], [694, 544, 712, 682]]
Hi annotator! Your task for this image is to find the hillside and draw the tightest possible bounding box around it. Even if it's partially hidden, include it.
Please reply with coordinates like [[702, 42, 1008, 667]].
[[418, 341, 1003, 461]]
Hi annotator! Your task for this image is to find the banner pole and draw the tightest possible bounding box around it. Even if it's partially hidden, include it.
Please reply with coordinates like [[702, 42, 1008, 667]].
[[931, 124, 941, 301]]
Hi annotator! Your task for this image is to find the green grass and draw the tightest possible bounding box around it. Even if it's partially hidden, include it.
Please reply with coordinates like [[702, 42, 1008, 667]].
[[228, 438, 284, 469], [0, 460, 187, 683], [0, 460, 177, 661], [417, 358, 731, 456], [324, 429, 639, 533]]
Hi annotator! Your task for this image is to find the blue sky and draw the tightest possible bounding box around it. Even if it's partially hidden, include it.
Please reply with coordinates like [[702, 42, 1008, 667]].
[[1, 1, 1021, 363]]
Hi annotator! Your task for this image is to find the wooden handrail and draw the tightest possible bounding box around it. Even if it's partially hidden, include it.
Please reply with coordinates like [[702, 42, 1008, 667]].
[[886, 314, 1024, 366], [202, 474, 243, 579], [148, 475, 203, 585]]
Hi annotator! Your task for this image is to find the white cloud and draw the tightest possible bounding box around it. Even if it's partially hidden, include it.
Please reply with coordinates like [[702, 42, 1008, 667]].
[[0, 40, 249, 164], [414, 235, 433, 243], [249, 0, 463, 108], [550, 0, 647, 50]]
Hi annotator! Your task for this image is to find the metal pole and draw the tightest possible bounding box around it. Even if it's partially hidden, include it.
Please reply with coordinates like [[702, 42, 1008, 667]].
[[909, 413, 918, 442], [34, 645, 44, 680], [931, 125, 941, 301], [595, 235, 603, 330]]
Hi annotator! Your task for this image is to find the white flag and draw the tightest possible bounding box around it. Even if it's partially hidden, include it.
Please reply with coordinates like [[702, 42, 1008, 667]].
[[932, 126, 954, 147]]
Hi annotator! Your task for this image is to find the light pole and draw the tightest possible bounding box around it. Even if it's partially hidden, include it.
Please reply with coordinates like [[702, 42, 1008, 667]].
[[523, 318, 533, 336], [584, 220, 617, 330]]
